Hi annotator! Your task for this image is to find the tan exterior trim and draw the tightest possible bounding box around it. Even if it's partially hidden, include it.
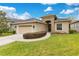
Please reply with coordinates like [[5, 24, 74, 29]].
[[12, 21, 47, 25]]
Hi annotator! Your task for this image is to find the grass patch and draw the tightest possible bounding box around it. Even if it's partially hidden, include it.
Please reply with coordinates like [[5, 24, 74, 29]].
[[0, 33, 14, 37], [0, 33, 79, 56]]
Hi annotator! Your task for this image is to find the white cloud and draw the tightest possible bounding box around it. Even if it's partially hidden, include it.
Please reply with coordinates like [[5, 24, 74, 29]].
[[60, 9, 74, 14], [44, 7, 53, 12], [66, 3, 79, 6], [41, 3, 56, 5], [76, 14, 79, 19], [66, 3, 73, 6], [0, 6, 16, 12], [6, 12, 32, 20], [60, 7, 79, 19], [64, 9, 74, 14], [74, 7, 79, 11], [60, 10, 65, 14], [60, 7, 79, 14], [0, 6, 31, 20], [18, 12, 32, 19]]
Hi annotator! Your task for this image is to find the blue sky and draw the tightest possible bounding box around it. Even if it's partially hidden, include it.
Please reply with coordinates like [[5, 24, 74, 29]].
[[0, 3, 79, 20]]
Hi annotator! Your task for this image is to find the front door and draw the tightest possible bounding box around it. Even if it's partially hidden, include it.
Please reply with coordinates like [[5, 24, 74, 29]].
[[45, 21, 51, 32], [48, 24, 51, 32]]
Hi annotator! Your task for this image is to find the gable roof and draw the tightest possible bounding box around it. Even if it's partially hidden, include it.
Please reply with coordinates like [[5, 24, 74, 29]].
[[41, 14, 57, 19], [11, 18, 46, 25]]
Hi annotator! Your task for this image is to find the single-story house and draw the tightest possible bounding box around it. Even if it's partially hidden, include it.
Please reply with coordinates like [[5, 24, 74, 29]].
[[70, 20, 79, 32], [12, 14, 71, 34]]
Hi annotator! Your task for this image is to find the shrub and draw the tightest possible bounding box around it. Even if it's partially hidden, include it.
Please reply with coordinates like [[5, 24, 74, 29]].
[[69, 30, 77, 34], [23, 31, 47, 39], [10, 31, 16, 34]]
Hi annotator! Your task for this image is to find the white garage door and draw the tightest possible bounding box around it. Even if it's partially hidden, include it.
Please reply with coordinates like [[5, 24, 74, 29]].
[[18, 25, 33, 34]]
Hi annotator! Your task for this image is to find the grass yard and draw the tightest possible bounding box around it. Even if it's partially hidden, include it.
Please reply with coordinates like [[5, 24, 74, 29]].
[[0, 33, 14, 37], [0, 33, 79, 56]]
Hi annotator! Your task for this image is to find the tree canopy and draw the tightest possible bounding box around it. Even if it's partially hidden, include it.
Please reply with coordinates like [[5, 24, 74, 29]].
[[0, 11, 9, 35]]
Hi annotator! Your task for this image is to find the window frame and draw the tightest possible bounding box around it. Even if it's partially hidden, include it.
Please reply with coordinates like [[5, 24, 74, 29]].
[[57, 24, 62, 30]]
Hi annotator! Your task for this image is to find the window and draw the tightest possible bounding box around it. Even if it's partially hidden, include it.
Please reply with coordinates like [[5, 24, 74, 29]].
[[57, 24, 62, 30]]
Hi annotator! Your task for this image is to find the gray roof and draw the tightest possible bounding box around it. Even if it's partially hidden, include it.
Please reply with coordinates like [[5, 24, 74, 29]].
[[71, 20, 79, 24], [11, 18, 46, 25], [57, 18, 69, 20], [7, 18, 40, 22]]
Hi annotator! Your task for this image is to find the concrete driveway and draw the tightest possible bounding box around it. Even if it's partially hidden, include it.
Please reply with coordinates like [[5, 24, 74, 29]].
[[0, 34, 23, 46], [0, 32, 51, 46]]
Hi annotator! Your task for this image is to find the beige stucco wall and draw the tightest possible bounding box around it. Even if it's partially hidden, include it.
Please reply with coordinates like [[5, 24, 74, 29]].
[[16, 23, 47, 34], [55, 22, 70, 33], [41, 17, 55, 33], [34, 23, 47, 32]]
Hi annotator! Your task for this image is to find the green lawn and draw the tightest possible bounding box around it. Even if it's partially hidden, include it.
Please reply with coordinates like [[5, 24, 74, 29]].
[[0, 33, 14, 37], [0, 33, 79, 56]]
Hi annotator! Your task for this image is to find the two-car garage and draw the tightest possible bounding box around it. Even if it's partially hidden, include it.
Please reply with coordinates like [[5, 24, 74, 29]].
[[17, 25, 33, 34]]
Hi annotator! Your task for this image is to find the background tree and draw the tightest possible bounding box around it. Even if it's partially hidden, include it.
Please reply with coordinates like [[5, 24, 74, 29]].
[[0, 11, 9, 35]]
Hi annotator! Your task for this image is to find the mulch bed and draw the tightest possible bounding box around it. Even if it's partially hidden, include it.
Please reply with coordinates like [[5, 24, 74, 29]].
[[23, 31, 47, 39]]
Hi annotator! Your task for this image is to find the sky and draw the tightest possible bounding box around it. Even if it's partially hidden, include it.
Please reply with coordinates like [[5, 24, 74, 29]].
[[0, 3, 79, 20]]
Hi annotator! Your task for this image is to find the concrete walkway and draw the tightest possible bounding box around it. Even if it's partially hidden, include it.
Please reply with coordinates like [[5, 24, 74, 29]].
[[0, 32, 51, 46]]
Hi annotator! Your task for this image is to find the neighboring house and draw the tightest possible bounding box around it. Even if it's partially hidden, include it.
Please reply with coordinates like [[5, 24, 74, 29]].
[[70, 20, 79, 32], [12, 14, 71, 34]]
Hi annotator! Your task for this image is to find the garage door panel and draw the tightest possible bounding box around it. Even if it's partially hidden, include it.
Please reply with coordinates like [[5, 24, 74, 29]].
[[19, 26, 33, 34]]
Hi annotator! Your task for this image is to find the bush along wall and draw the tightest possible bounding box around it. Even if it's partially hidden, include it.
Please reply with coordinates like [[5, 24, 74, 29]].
[[69, 30, 77, 34]]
